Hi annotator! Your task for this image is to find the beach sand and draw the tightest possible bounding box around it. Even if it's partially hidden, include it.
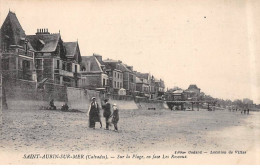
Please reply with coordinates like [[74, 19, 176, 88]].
[[0, 108, 259, 164]]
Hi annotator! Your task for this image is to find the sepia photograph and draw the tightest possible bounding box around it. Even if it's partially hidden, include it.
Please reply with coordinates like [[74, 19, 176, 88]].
[[0, 0, 260, 165]]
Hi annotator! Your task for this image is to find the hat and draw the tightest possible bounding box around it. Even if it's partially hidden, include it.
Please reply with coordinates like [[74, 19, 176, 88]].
[[91, 97, 96, 100], [113, 103, 117, 106]]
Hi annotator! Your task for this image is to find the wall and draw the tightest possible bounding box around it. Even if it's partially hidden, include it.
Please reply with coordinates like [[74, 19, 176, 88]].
[[43, 58, 53, 82], [135, 97, 167, 110], [3, 77, 167, 111], [67, 87, 100, 111], [3, 78, 67, 110], [79, 74, 102, 89]]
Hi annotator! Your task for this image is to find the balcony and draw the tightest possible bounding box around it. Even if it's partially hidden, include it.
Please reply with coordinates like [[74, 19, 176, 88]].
[[2, 48, 33, 58]]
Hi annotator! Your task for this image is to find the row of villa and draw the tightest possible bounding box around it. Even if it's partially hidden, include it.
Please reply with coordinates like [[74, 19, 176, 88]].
[[0, 11, 165, 99]]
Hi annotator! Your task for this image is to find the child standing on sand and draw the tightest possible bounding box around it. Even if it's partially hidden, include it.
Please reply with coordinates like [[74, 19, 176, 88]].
[[112, 104, 119, 132]]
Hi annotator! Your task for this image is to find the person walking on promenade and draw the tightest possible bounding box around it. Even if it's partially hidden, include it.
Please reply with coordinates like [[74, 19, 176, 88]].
[[112, 104, 119, 132], [87, 97, 102, 129], [102, 99, 112, 130], [244, 108, 247, 114], [247, 108, 250, 115]]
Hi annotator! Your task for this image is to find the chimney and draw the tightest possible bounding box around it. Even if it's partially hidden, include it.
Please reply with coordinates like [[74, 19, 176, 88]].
[[36, 28, 50, 35], [127, 66, 133, 71]]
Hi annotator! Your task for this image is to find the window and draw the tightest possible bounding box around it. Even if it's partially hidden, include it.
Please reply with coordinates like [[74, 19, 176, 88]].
[[56, 60, 60, 69], [130, 74, 134, 82], [103, 79, 106, 87], [35, 59, 43, 69], [75, 65, 77, 73], [114, 81, 116, 88], [22, 60, 30, 72], [2, 42, 7, 52], [118, 73, 119, 79], [2, 59, 9, 70], [62, 62, 66, 70], [114, 72, 116, 77], [117, 82, 119, 88], [67, 63, 72, 72]]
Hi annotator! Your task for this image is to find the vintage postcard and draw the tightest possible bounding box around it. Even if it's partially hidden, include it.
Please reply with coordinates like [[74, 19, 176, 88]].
[[0, 0, 260, 165]]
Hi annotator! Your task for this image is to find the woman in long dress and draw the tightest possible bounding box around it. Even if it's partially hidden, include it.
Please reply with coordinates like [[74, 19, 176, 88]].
[[88, 97, 102, 129]]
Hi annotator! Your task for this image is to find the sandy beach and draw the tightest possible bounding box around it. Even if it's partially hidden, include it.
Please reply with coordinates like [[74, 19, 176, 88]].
[[0, 108, 260, 164]]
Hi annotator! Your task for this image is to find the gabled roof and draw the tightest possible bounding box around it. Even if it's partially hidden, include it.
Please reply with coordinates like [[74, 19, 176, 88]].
[[81, 56, 103, 73], [136, 77, 142, 83], [118, 63, 131, 72], [64, 42, 77, 57], [1, 11, 26, 45], [26, 33, 60, 52], [135, 72, 150, 79]]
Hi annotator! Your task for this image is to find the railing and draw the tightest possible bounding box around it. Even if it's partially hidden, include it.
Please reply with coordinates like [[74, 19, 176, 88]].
[[18, 49, 33, 57]]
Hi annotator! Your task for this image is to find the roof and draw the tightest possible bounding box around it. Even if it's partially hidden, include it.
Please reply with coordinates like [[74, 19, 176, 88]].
[[118, 63, 132, 72], [135, 72, 150, 79], [1, 11, 26, 45], [64, 42, 77, 57], [173, 90, 184, 94], [103, 59, 118, 63], [188, 84, 200, 90], [154, 78, 160, 82], [26, 33, 60, 52], [81, 56, 103, 73], [136, 77, 142, 83]]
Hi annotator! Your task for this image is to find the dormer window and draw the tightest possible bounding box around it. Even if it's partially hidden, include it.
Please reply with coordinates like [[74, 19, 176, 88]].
[[39, 39, 45, 45]]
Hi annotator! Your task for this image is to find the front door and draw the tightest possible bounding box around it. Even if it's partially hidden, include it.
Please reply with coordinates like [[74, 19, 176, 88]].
[[22, 60, 30, 80]]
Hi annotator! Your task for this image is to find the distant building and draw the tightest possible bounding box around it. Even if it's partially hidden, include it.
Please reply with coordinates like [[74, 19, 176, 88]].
[[135, 72, 152, 97], [154, 78, 165, 97], [103, 59, 123, 94], [165, 88, 185, 101], [135, 76, 150, 97], [243, 98, 253, 105], [117, 63, 136, 95], [79, 55, 108, 90], [185, 84, 201, 100]]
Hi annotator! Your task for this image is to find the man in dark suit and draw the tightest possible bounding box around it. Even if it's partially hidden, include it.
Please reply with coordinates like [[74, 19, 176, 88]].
[[102, 99, 112, 130]]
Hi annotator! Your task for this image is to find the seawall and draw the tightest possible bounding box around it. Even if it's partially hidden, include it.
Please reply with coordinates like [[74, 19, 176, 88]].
[[3, 78, 167, 111]]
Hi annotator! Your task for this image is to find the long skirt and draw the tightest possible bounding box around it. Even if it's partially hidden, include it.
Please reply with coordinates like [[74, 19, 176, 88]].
[[89, 112, 101, 128]]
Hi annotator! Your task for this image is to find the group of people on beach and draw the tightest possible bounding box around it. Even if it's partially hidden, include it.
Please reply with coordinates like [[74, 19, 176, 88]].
[[87, 97, 119, 131], [228, 107, 250, 115], [241, 108, 250, 115]]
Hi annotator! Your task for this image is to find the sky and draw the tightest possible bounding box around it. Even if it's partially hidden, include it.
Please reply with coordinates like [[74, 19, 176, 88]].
[[1, 0, 260, 104]]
